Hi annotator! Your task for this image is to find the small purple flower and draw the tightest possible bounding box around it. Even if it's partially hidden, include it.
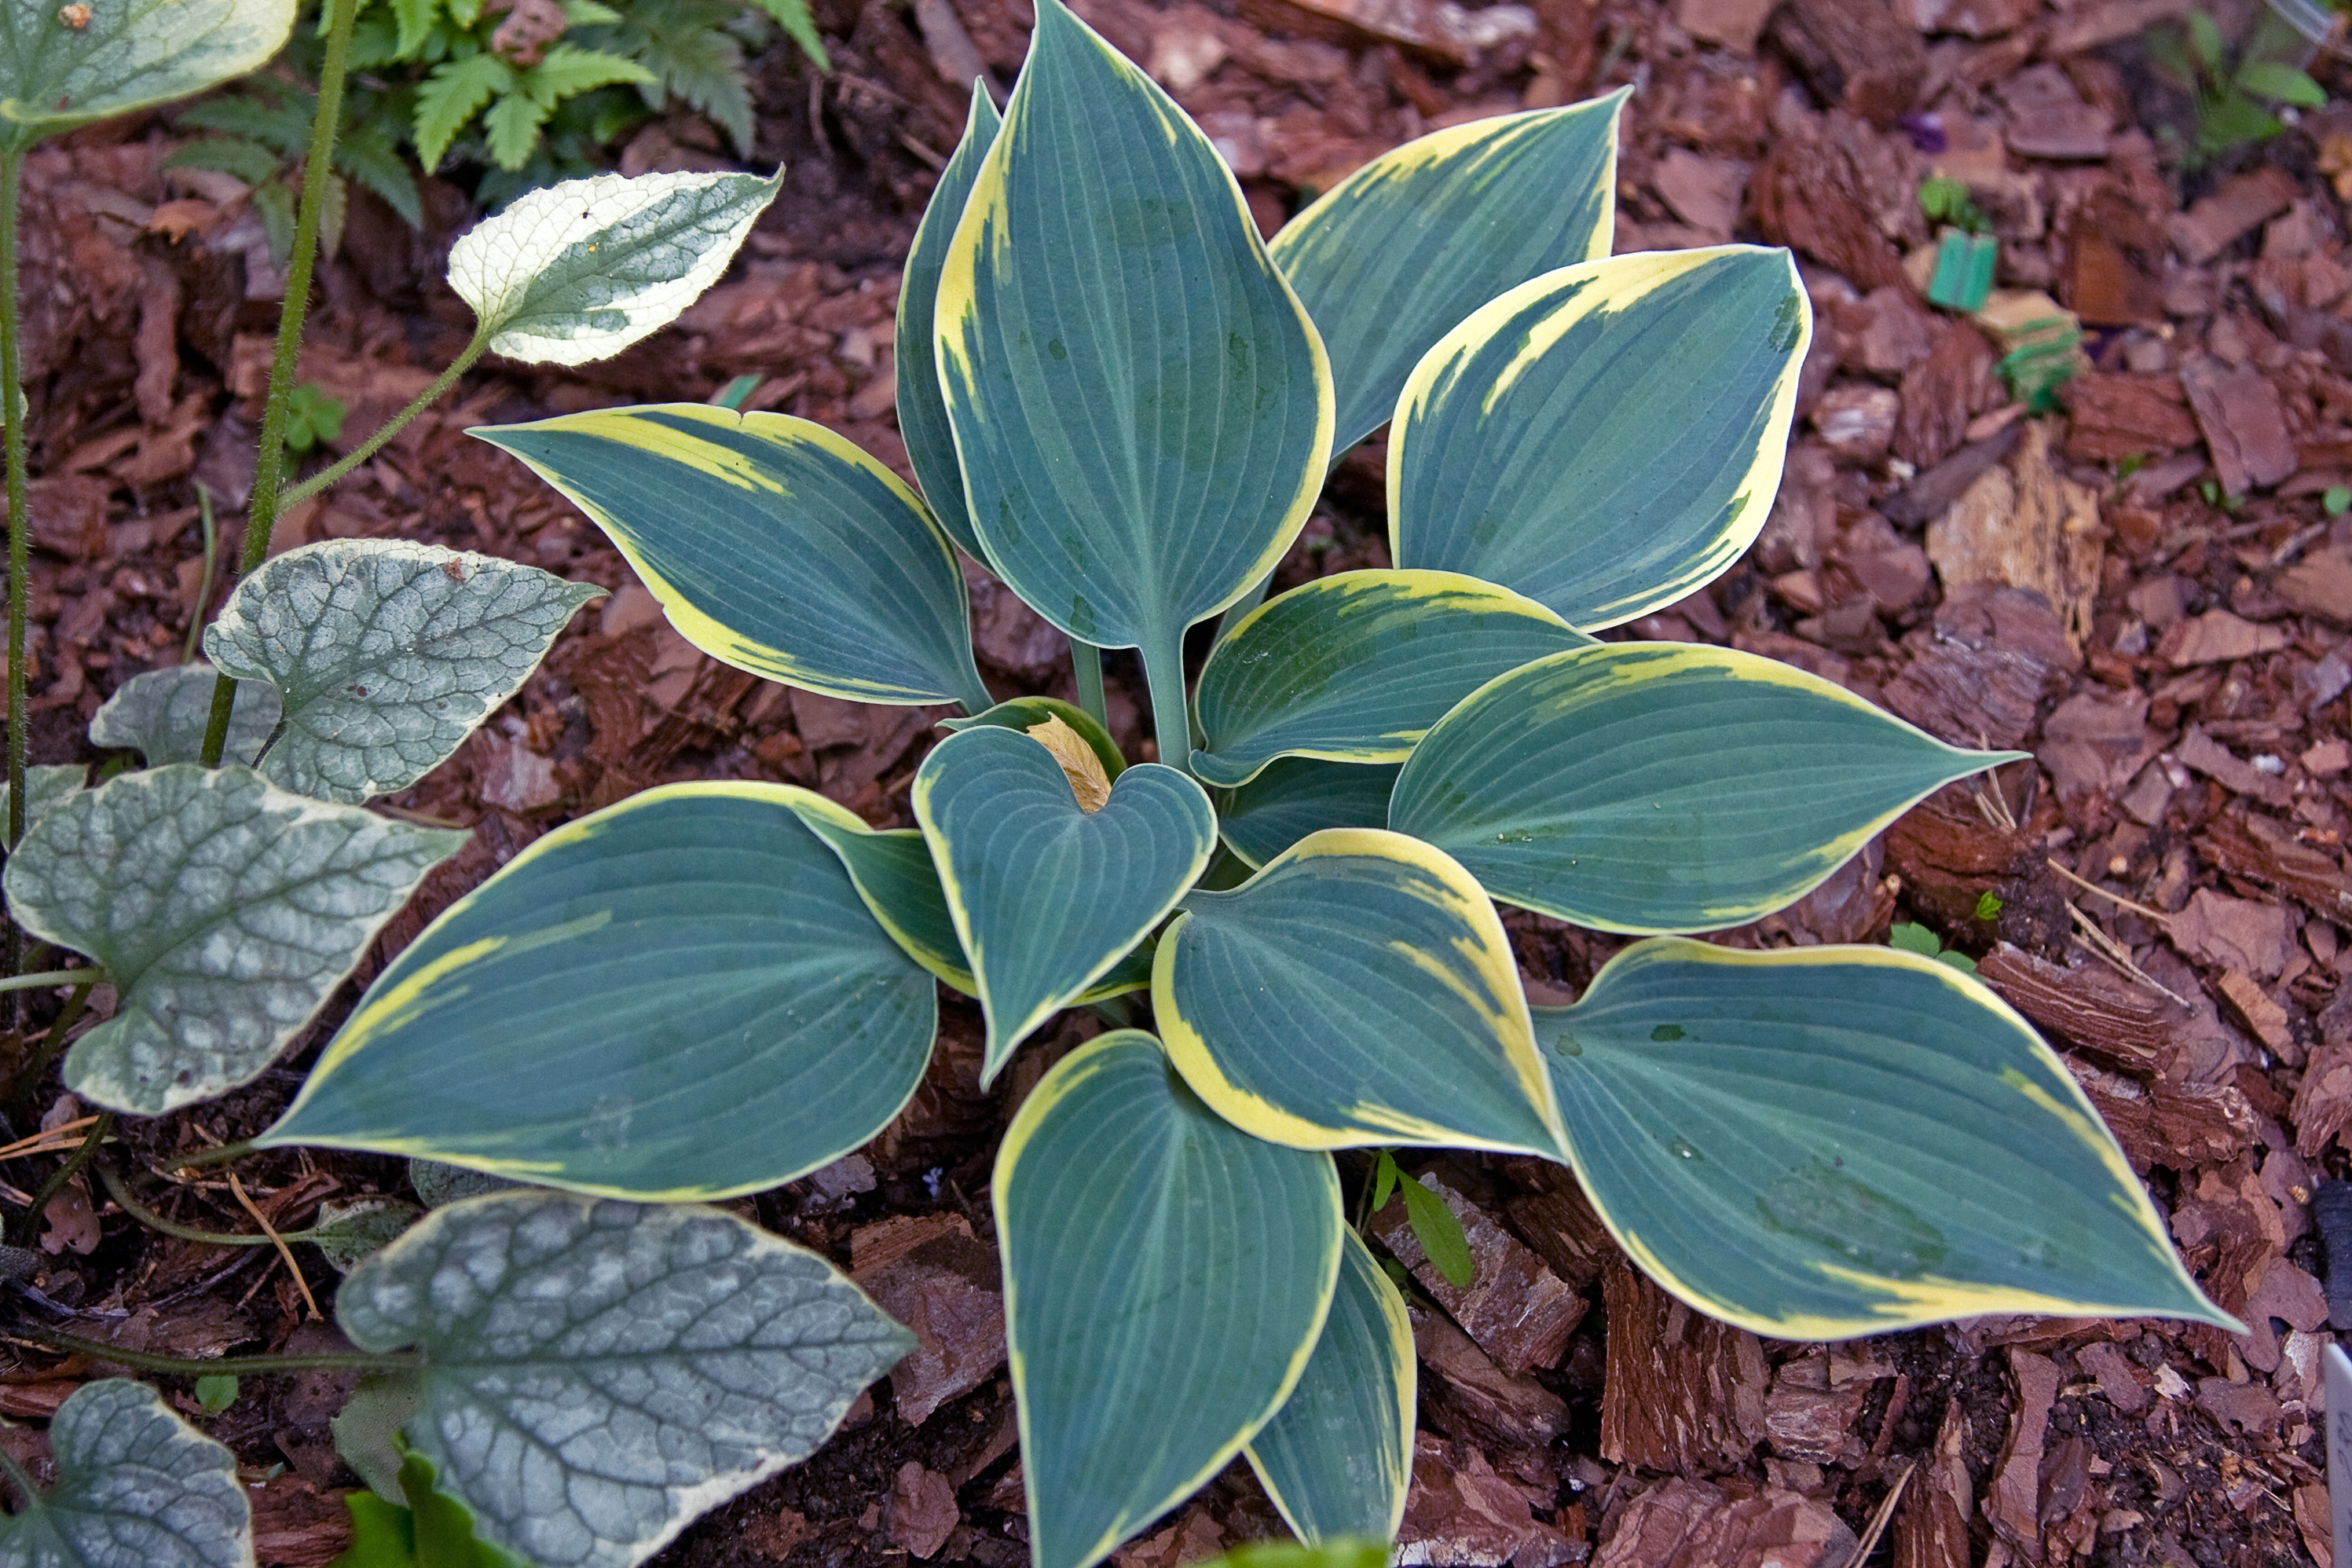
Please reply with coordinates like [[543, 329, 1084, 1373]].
[[1898, 112, 1947, 154]]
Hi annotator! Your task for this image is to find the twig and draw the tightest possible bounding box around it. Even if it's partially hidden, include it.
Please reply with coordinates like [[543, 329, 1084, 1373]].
[[2044, 857, 2171, 925], [0, 1115, 97, 1163], [16, 1112, 110, 1249], [226, 1170, 320, 1321], [2067, 906, 2192, 1008], [1840, 1460, 1916, 1568]]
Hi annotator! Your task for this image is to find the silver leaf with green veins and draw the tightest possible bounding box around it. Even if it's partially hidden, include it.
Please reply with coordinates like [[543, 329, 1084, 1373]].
[[88, 665, 279, 768], [2, 766, 464, 1115], [0, 764, 84, 834], [0, 0, 294, 153], [203, 540, 604, 804], [0, 1379, 253, 1568], [337, 1192, 914, 1568]]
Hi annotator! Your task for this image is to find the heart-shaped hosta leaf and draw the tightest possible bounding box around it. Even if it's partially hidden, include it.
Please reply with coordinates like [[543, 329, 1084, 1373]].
[[914, 725, 1213, 1083], [1244, 1229, 1415, 1545], [263, 783, 937, 1200], [936, 0, 1332, 724], [338, 1192, 914, 1568], [2, 766, 462, 1115], [997, 1031, 1343, 1568], [1157, 828, 1563, 1157], [940, 695, 1126, 780], [203, 540, 603, 804], [88, 664, 278, 767], [476, 405, 991, 712], [1192, 570, 1589, 786], [897, 82, 1001, 560], [1541, 939, 2236, 1337], [0, 1379, 251, 1568], [0, 764, 84, 834], [1388, 644, 2013, 933], [1218, 758, 1398, 869], [1390, 247, 1810, 628], [1268, 94, 1623, 453], [0, 0, 292, 153], [447, 169, 781, 366]]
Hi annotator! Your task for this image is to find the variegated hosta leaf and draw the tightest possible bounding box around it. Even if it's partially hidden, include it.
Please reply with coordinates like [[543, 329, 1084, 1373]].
[[0, 764, 85, 835], [202, 540, 604, 804], [914, 725, 1214, 1083], [476, 405, 991, 712], [940, 695, 1126, 780], [1156, 827, 1563, 1158], [0, 1379, 252, 1568], [1388, 644, 2013, 934], [936, 0, 1332, 727], [262, 783, 936, 1200], [0, 0, 292, 153], [337, 1192, 914, 1568], [998, 1031, 1343, 1568], [1244, 1229, 1415, 1545], [896, 82, 1001, 560], [88, 664, 278, 768], [2, 766, 463, 1115], [1390, 247, 1810, 628], [447, 169, 782, 366], [1541, 938, 2237, 1338], [1191, 570, 1589, 787], [1268, 93, 1625, 453], [1218, 758, 1398, 870]]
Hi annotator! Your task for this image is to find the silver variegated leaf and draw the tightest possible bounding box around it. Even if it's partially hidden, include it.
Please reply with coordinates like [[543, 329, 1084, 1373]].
[[0, 1379, 253, 1568], [88, 665, 278, 768]]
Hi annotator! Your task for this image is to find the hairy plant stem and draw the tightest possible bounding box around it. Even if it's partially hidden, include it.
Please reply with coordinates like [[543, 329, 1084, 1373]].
[[1072, 641, 1107, 728], [21, 1327, 418, 1376], [19, 1112, 112, 1250], [197, 0, 361, 770], [6, 980, 88, 1124], [276, 331, 489, 513], [93, 1162, 278, 1247], [2, 149, 26, 860]]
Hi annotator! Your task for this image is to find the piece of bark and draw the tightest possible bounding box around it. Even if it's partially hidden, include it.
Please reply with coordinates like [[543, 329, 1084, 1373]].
[[2074, 1340, 2150, 1414], [1595, 1477, 1858, 1568], [1981, 1349, 2061, 1559], [1881, 584, 2073, 750], [2200, 811, 2352, 923], [2275, 547, 2352, 626], [2295, 1045, 2352, 1160], [2170, 167, 2299, 265], [1255, 0, 1535, 64], [2062, 187, 2168, 327], [2067, 1058, 2258, 1172], [1925, 423, 2103, 649], [1599, 1257, 1767, 1474], [2168, 887, 2295, 980], [1751, 109, 1912, 294], [1998, 63, 2112, 159], [1676, 0, 1775, 51], [1398, 1434, 1543, 1568], [1895, 1398, 1973, 1568], [1412, 1304, 1570, 1450], [1651, 148, 1747, 242], [849, 1212, 1006, 1426], [1896, 321, 2001, 470], [2173, 725, 2292, 809], [1762, 1351, 1870, 1465], [2156, 607, 2292, 666], [1898, 0, 2033, 38], [2060, 372, 2197, 463], [1977, 946, 2178, 1074], [2180, 358, 2297, 496], [1881, 423, 2022, 527], [1369, 1163, 1586, 1375], [2038, 687, 2158, 800], [1881, 802, 2068, 955], [886, 1462, 961, 1559], [1764, 0, 1925, 127], [1498, 1160, 1616, 1291]]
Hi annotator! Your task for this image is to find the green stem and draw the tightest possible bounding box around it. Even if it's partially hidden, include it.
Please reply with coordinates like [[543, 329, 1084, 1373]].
[[1141, 629, 1192, 774], [19, 1112, 111, 1250], [92, 1160, 339, 1248], [8, 981, 88, 1124], [198, 0, 360, 771], [170, 1139, 258, 1171], [2, 148, 24, 855], [21, 1327, 419, 1376], [277, 331, 489, 512], [0, 969, 105, 995], [1072, 642, 1107, 729]]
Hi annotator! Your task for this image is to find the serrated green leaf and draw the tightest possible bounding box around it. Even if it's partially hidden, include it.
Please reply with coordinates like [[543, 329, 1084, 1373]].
[[897, 83, 998, 559], [165, 135, 284, 186], [479, 84, 550, 169], [337, 1191, 914, 1568], [335, 118, 424, 226], [414, 52, 511, 172], [518, 42, 653, 104], [1397, 1172, 1473, 1288], [0, 764, 84, 834], [0, 0, 295, 153], [203, 540, 602, 804], [3, 766, 463, 1115], [591, 0, 754, 154], [1887, 922, 1940, 957], [1218, 758, 1398, 870], [87, 665, 281, 768], [0, 1379, 251, 1568], [746, 0, 827, 69], [391, 0, 439, 57]]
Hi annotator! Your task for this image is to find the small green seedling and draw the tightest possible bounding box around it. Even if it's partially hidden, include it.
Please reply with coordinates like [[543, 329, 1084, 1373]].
[[2325, 485, 2350, 517], [280, 381, 347, 453], [2149, 8, 2328, 165], [193, 1373, 241, 1416], [1369, 1150, 1474, 1288], [1889, 920, 1978, 973], [1921, 176, 1997, 312], [1975, 890, 2004, 921]]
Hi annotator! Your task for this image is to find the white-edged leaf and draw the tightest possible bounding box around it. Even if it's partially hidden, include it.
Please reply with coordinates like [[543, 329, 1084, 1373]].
[[202, 540, 604, 804], [1, 766, 466, 1115], [337, 1191, 915, 1568], [89, 665, 280, 768], [448, 168, 782, 365], [0, 764, 85, 834], [0, 1379, 253, 1568], [0, 0, 294, 153]]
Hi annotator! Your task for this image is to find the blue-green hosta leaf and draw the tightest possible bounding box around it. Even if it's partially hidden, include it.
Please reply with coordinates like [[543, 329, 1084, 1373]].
[[1390, 247, 1811, 628], [1244, 1229, 1414, 1545], [997, 1031, 1343, 1568], [0, 764, 85, 834], [1268, 94, 1624, 453], [476, 405, 991, 712], [0, 0, 292, 153], [88, 665, 278, 767], [1541, 938, 2237, 1338], [202, 540, 604, 804], [1218, 758, 1398, 870], [2, 766, 463, 1115], [1156, 827, 1563, 1158], [914, 725, 1213, 1083], [1192, 570, 1590, 787], [1388, 644, 2013, 934], [940, 695, 1125, 780], [0, 1379, 251, 1568], [262, 783, 937, 1200], [446, 169, 781, 365], [936, 0, 1332, 721], [337, 1192, 914, 1568], [897, 82, 1001, 560]]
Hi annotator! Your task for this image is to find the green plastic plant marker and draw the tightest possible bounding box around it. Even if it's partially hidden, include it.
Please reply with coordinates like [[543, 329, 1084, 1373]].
[[1194, 1544, 1391, 1568], [1538, 939, 2237, 1338], [996, 1031, 1343, 1568], [88, 663, 278, 768], [1389, 644, 2016, 933], [1390, 247, 1810, 629], [1218, 758, 1399, 869], [263, 783, 938, 1200], [0, 1379, 251, 1568], [896, 82, 1001, 560], [0, 0, 294, 153], [1925, 229, 1997, 313], [1156, 827, 1564, 1158]]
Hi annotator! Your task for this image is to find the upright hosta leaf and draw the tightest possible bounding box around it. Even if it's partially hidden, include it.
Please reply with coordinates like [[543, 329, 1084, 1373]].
[[202, 540, 604, 804], [447, 169, 781, 365], [337, 1192, 914, 1568], [1541, 939, 2236, 1337], [263, 783, 937, 1200], [1218, 758, 1398, 869], [0, 0, 293, 152], [1389, 645, 2013, 933], [476, 405, 991, 711], [1192, 570, 1589, 786], [0, 1379, 252, 1568], [914, 725, 1214, 1082], [1390, 247, 1810, 628], [998, 1031, 1343, 1568], [936, 0, 1332, 711], [1156, 828, 1563, 1159], [0, 764, 84, 833], [897, 82, 1001, 559], [1268, 94, 1623, 452], [1244, 1229, 1414, 1545], [88, 664, 278, 768], [2, 766, 463, 1115]]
